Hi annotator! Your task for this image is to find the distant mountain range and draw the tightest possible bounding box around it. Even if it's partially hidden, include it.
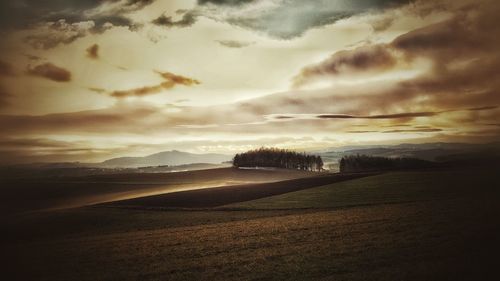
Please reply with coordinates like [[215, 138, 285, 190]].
[[99, 150, 233, 168], [317, 142, 500, 164]]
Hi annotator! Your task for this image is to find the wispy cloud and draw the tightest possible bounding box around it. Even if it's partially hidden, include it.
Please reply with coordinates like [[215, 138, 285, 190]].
[[317, 112, 438, 119], [26, 63, 71, 82], [383, 128, 443, 133], [110, 71, 200, 98], [216, 40, 255, 48], [293, 44, 397, 87]]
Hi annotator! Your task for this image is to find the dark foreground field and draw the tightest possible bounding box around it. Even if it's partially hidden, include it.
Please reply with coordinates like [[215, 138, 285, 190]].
[[2, 167, 500, 280]]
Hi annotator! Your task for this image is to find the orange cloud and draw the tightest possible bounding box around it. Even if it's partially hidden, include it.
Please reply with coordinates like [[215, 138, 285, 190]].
[[86, 44, 99, 59], [156, 71, 201, 86], [110, 71, 200, 98]]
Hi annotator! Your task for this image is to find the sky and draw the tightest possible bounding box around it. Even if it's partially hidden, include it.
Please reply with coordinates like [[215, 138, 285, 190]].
[[0, 0, 499, 163]]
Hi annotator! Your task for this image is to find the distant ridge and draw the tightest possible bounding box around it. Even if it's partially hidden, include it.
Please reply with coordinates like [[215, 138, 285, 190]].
[[100, 150, 232, 168], [320, 142, 490, 153], [317, 142, 500, 163]]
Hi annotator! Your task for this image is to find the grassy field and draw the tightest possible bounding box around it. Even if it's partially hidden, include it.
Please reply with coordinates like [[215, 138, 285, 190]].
[[2, 167, 500, 280], [223, 167, 499, 209]]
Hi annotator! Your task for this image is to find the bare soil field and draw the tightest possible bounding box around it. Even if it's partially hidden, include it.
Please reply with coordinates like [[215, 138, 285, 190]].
[[0, 167, 316, 214], [105, 172, 375, 208]]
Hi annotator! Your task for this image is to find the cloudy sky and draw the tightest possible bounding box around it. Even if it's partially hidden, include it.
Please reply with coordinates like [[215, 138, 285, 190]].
[[0, 0, 499, 163]]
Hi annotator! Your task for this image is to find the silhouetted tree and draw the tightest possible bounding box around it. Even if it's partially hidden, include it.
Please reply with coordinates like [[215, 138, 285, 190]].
[[233, 147, 323, 171], [339, 154, 433, 173]]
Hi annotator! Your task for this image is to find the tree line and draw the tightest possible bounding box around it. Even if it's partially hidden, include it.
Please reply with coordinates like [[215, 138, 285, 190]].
[[339, 154, 433, 173], [233, 147, 324, 171]]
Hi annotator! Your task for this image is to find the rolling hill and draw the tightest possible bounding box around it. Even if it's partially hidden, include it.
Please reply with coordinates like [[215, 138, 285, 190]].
[[100, 150, 233, 168]]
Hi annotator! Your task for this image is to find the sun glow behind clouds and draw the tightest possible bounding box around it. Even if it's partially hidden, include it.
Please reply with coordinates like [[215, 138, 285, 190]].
[[299, 68, 425, 91], [0, 0, 498, 163]]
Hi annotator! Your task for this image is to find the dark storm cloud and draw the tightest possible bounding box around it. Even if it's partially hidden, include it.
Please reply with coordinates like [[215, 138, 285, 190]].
[[86, 44, 100, 59], [0, 0, 154, 29], [24, 20, 96, 50], [1, 0, 154, 49], [198, 0, 412, 39], [1, 0, 413, 48], [152, 11, 198, 28], [0, 0, 102, 30], [26, 63, 72, 82]]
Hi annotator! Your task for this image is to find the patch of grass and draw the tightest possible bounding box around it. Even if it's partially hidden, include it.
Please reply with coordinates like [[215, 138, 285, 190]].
[[224, 168, 500, 209], [2, 207, 297, 243], [5, 198, 500, 281]]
